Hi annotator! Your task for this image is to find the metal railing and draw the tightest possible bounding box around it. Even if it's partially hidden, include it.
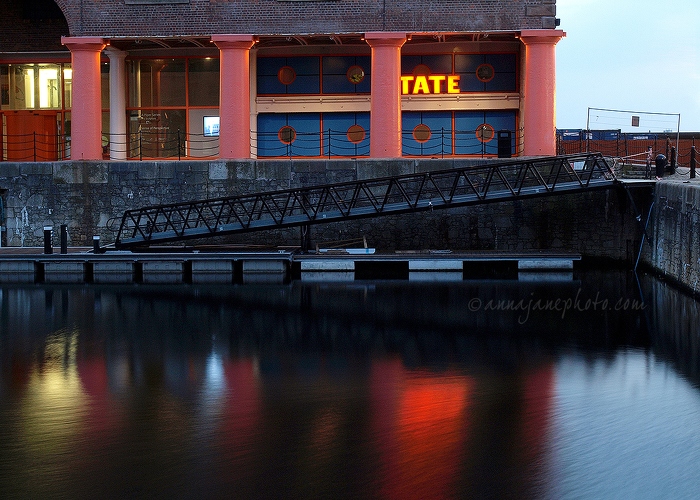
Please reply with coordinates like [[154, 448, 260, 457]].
[[1, 128, 525, 161], [114, 153, 617, 249]]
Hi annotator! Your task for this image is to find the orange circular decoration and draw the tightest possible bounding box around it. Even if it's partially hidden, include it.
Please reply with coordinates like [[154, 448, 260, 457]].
[[346, 124, 366, 144], [475, 123, 495, 143], [277, 66, 296, 85], [278, 125, 296, 144], [475, 63, 495, 83], [346, 65, 365, 84], [413, 124, 432, 143], [413, 64, 431, 76]]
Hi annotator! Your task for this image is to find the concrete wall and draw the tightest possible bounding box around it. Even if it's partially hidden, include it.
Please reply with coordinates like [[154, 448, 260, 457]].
[[0, 159, 645, 260], [642, 180, 700, 294]]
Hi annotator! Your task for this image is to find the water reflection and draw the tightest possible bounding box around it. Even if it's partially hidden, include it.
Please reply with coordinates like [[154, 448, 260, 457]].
[[0, 271, 699, 497]]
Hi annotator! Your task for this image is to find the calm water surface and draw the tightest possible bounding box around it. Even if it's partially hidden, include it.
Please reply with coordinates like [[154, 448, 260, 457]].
[[1, 270, 699, 499]]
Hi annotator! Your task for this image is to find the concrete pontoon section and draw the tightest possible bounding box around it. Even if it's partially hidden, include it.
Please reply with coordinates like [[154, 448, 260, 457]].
[[0, 249, 582, 284]]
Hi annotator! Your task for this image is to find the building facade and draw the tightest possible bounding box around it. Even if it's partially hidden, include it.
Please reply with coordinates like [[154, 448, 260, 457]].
[[1, 0, 563, 162]]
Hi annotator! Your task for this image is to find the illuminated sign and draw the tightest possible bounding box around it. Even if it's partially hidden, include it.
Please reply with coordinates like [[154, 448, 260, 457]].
[[400, 75, 460, 95], [203, 116, 220, 137]]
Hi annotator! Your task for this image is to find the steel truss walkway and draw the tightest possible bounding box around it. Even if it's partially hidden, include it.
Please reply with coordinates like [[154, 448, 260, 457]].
[[115, 153, 620, 249]]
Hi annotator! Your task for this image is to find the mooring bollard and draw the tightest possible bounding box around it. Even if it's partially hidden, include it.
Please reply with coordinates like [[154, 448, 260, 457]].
[[691, 146, 696, 179], [93, 235, 101, 254], [60, 224, 68, 254], [43, 226, 53, 254]]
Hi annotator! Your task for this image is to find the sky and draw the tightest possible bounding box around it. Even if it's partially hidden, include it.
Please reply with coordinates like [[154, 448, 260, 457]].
[[555, 0, 700, 132]]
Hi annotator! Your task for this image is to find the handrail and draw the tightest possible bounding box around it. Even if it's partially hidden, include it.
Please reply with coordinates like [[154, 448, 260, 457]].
[[114, 153, 616, 249]]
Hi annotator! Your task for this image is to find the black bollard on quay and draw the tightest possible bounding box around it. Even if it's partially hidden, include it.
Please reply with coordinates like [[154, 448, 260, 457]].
[[43, 226, 53, 254], [60, 224, 68, 254]]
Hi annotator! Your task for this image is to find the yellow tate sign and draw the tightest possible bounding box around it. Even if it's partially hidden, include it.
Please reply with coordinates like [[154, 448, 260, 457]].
[[400, 75, 461, 95]]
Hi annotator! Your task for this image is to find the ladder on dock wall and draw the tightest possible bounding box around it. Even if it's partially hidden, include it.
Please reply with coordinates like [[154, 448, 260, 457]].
[[114, 153, 618, 250]]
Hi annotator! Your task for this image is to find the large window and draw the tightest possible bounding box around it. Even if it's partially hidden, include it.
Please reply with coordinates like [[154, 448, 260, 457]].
[[1, 63, 69, 110], [1, 62, 75, 161], [126, 57, 219, 158]]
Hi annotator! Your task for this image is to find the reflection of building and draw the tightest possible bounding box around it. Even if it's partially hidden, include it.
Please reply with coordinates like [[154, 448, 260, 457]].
[[1, 1, 563, 161]]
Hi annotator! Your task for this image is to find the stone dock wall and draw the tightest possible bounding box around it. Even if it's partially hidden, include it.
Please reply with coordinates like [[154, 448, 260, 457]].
[[642, 180, 700, 295], [0, 159, 649, 262]]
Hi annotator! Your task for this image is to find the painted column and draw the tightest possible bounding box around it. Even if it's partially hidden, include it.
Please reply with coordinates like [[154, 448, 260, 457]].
[[61, 37, 106, 160], [105, 48, 127, 160], [520, 30, 565, 156], [365, 33, 406, 158], [212, 35, 256, 159]]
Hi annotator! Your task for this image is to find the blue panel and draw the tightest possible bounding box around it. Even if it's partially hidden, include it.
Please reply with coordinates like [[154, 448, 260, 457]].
[[486, 72, 517, 92], [321, 56, 371, 94], [402, 54, 453, 75], [356, 56, 371, 73], [257, 74, 286, 95], [257, 113, 321, 157], [287, 57, 320, 75], [454, 112, 486, 155], [455, 54, 484, 92], [455, 111, 516, 155], [401, 55, 422, 74], [258, 57, 286, 76], [458, 73, 483, 92], [402, 111, 451, 156], [323, 74, 355, 94], [323, 56, 352, 74], [484, 110, 516, 155], [494, 112, 515, 155], [421, 55, 453, 74], [486, 53, 517, 73], [257, 57, 320, 95], [322, 112, 370, 156], [257, 114, 289, 157], [455, 53, 518, 93], [287, 113, 320, 156], [454, 54, 481, 73], [287, 75, 320, 94]]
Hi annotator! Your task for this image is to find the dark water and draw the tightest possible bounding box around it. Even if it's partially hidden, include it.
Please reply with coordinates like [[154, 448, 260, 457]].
[[1, 270, 700, 499]]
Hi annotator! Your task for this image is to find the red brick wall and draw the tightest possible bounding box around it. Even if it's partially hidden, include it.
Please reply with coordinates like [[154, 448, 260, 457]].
[[47, 0, 556, 37], [1, 0, 69, 52]]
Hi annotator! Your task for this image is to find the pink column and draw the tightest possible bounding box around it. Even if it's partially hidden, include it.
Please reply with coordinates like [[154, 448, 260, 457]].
[[520, 30, 565, 156], [61, 37, 106, 160], [365, 33, 406, 158], [212, 35, 255, 159]]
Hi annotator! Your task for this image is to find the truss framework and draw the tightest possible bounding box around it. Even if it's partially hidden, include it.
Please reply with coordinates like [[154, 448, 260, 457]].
[[115, 153, 617, 249]]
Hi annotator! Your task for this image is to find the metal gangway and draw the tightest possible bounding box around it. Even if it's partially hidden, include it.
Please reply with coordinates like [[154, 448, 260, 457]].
[[114, 153, 619, 249]]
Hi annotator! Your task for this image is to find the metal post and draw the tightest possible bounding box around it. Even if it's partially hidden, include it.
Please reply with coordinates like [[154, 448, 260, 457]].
[[691, 146, 696, 179], [177, 129, 181, 161], [93, 235, 101, 254], [43, 226, 53, 254], [670, 146, 676, 175], [300, 224, 311, 253], [441, 127, 445, 158], [60, 224, 67, 254]]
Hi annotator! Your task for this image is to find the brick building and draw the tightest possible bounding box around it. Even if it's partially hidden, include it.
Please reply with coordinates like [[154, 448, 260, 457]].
[[1, 0, 563, 161]]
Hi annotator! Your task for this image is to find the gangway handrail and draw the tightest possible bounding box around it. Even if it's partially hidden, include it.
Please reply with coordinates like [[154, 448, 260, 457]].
[[114, 153, 617, 249]]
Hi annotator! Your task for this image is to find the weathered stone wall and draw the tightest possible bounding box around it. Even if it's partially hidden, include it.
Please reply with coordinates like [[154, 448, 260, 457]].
[[0, 159, 645, 261], [642, 180, 700, 294]]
